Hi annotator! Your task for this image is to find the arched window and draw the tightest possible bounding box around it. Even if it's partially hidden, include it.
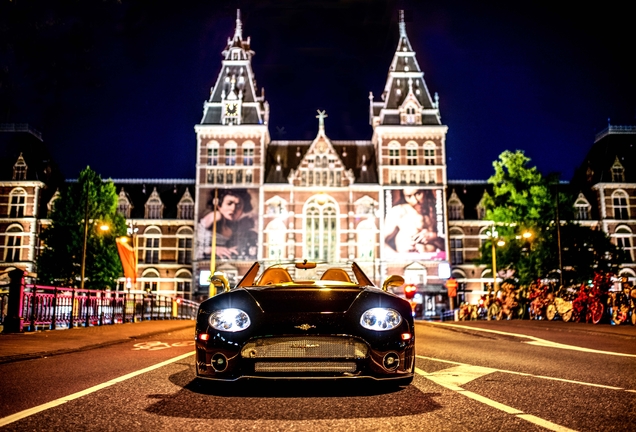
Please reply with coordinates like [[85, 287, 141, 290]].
[[265, 219, 287, 262], [449, 227, 465, 265], [143, 226, 161, 264], [356, 219, 375, 260], [142, 268, 160, 292], [423, 142, 436, 166], [304, 195, 338, 261], [176, 227, 193, 264], [207, 141, 220, 166], [406, 141, 418, 166], [225, 141, 237, 166], [615, 226, 634, 262], [8, 188, 27, 218], [388, 142, 400, 166], [612, 190, 629, 220], [242, 141, 255, 166], [3, 225, 24, 262], [175, 269, 192, 298]]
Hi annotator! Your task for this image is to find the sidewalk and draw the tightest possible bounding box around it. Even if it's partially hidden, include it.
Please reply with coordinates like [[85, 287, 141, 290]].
[[0, 320, 196, 364]]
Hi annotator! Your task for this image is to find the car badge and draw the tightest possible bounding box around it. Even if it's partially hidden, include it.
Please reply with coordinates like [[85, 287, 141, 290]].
[[295, 324, 316, 331]]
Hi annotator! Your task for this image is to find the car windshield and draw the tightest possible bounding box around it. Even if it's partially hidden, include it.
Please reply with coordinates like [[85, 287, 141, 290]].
[[235, 262, 374, 288]]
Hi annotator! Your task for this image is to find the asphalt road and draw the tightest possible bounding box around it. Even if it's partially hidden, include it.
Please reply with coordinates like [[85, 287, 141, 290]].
[[0, 321, 634, 431]]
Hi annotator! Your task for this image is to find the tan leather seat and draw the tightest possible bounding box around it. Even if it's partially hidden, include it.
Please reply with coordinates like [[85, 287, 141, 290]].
[[320, 268, 352, 283], [258, 268, 293, 285]]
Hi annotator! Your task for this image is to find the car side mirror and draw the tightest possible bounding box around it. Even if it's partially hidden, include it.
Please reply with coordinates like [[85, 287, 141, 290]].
[[382, 275, 404, 292], [211, 271, 230, 294]]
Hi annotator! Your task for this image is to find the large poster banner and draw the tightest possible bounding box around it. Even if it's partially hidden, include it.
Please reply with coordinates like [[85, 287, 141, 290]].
[[196, 188, 259, 261], [383, 187, 446, 261]]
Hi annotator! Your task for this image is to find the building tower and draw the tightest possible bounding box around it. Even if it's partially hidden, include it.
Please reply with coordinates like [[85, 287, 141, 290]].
[[193, 10, 270, 290], [370, 11, 450, 302]]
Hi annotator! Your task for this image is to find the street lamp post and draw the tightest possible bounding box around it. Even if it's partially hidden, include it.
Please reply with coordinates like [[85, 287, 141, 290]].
[[488, 225, 505, 294]]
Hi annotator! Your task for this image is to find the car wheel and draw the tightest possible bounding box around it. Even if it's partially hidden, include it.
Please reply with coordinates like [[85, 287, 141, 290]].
[[546, 304, 556, 321], [561, 308, 573, 322]]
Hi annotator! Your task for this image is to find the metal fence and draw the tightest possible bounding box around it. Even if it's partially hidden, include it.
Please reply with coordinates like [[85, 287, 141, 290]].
[[2, 280, 199, 332]]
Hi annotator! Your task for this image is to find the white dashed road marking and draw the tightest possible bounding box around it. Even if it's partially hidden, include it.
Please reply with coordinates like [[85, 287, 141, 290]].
[[0, 351, 195, 428], [415, 366, 578, 432]]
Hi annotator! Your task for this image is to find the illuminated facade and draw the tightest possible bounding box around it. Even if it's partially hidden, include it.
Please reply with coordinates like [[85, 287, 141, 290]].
[[191, 9, 450, 308]]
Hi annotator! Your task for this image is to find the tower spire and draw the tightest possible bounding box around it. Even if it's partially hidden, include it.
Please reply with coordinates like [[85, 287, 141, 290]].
[[234, 9, 243, 40], [399, 9, 406, 37]]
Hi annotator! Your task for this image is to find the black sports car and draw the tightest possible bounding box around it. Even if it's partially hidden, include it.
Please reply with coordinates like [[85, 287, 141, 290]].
[[195, 261, 415, 385]]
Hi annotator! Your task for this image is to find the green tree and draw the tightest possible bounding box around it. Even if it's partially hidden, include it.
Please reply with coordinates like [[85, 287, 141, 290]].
[[38, 167, 127, 289], [480, 150, 623, 287]]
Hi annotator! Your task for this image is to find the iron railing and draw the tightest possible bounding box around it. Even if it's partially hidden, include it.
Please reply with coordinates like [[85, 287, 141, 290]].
[[4, 284, 199, 332]]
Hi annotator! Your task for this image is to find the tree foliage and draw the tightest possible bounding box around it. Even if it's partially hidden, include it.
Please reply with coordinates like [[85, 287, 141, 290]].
[[37, 167, 127, 289], [481, 150, 623, 287]]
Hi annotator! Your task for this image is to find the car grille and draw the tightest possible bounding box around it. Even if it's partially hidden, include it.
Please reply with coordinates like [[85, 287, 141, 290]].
[[254, 362, 357, 373], [241, 336, 368, 359]]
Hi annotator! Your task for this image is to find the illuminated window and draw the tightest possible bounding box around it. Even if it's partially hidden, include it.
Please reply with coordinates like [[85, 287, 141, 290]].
[[613, 190, 629, 220], [145, 190, 163, 219], [388, 142, 400, 166], [176, 227, 193, 264], [142, 269, 160, 292], [424, 143, 435, 165], [356, 219, 375, 260], [305, 196, 338, 261], [8, 188, 26, 218], [406, 142, 418, 166], [242, 142, 255, 166], [175, 270, 192, 297], [449, 228, 465, 265], [3, 225, 23, 262], [13, 154, 27, 180], [615, 226, 634, 262], [574, 193, 590, 220], [143, 227, 161, 264], [117, 189, 131, 218], [225, 142, 237, 166], [207, 142, 219, 166], [266, 219, 287, 261], [611, 157, 625, 182]]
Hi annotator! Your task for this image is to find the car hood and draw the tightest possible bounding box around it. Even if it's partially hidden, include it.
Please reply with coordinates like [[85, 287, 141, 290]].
[[244, 286, 364, 313]]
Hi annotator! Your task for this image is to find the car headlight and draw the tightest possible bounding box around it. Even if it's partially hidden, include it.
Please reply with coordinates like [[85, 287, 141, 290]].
[[209, 308, 251, 332], [360, 308, 402, 331]]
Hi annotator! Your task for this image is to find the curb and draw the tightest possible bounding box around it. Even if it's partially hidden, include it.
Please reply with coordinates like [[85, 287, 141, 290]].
[[0, 322, 195, 365]]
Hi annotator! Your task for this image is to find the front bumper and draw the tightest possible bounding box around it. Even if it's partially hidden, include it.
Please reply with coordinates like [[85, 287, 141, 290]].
[[195, 334, 415, 382]]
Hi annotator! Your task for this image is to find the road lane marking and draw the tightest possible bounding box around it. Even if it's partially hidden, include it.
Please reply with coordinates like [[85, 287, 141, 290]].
[[425, 322, 636, 358], [425, 364, 497, 388], [415, 367, 578, 432], [0, 351, 194, 428], [416, 354, 625, 391]]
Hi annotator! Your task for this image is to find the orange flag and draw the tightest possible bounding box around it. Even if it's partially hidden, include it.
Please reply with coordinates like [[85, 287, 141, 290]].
[[116, 237, 137, 283]]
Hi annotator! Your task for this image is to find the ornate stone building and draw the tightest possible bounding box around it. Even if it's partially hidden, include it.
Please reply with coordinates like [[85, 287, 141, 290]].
[[2, 12, 634, 312]]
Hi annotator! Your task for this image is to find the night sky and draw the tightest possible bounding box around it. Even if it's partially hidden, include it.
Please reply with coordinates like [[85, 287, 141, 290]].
[[1, 0, 634, 181]]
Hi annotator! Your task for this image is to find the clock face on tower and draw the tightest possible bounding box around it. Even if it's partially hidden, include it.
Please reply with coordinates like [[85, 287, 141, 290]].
[[225, 103, 238, 116]]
